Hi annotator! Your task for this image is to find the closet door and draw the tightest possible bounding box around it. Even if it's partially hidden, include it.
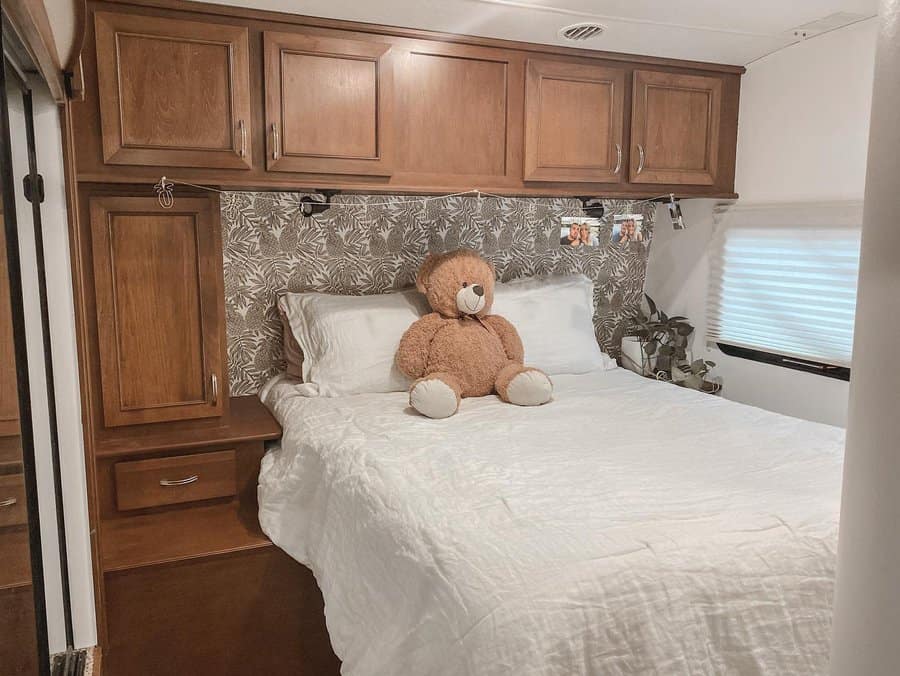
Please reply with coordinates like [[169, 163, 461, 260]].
[[90, 196, 225, 427], [94, 12, 252, 169], [630, 70, 722, 185], [264, 32, 394, 175], [524, 59, 625, 183]]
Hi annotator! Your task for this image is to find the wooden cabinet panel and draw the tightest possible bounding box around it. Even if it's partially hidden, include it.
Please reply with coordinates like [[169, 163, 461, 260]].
[[524, 59, 625, 183], [630, 70, 723, 185], [104, 548, 340, 676], [265, 32, 393, 175], [0, 475, 27, 528], [90, 196, 225, 427], [398, 47, 510, 178], [0, 215, 18, 437], [114, 450, 237, 511], [94, 11, 252, 169]]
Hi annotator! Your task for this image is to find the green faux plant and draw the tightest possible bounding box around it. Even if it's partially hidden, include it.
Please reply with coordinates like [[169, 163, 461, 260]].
[[626, 295, 720, 393]]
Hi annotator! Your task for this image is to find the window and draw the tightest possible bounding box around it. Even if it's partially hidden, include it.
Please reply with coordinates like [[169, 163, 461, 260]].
[[707, 202, 862, 378]]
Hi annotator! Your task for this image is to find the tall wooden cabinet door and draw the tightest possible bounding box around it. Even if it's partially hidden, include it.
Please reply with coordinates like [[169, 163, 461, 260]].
[[94, 12, 252, 169], [524, 59, 625, 183], [0, 213, 18, 436], [264, 32, 393, 176], [630, 70, 723, 185], [90, 196, 225, 427]]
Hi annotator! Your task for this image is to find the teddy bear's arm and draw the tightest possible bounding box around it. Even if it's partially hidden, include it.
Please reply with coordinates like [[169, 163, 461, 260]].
[[482, 315, 525, 363], [396, 312, 446, 379]]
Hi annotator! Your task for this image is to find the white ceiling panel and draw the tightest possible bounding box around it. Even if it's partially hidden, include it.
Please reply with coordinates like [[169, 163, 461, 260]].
[[195, 0, 879, 65]]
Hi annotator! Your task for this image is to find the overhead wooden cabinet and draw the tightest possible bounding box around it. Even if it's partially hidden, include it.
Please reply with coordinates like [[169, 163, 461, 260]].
[[524, 59, 625, 183], [396, 44, 514, 182], [264, 32, 394, 175], [94, 12, 252, 169], [89, 196, 225, 427], [630, 70, 723, 185]]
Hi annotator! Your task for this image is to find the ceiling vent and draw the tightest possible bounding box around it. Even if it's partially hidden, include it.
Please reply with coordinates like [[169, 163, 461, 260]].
[[558, 22, 605, 42]]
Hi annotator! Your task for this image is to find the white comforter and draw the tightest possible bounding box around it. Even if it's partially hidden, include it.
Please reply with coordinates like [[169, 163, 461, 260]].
[[258, 368, 843, 676]]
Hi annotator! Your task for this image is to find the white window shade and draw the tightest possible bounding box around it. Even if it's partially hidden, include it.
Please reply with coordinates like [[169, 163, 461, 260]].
[[708, 202, 862, 368]]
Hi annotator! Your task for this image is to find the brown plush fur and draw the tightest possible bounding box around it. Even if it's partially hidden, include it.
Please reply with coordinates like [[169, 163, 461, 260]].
[[397, 249, 550, 409]]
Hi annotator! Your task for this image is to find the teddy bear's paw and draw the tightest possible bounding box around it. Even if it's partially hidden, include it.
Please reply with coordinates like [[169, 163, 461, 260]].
[[506, 370, 553, 407], [410, 378, 460, 419]]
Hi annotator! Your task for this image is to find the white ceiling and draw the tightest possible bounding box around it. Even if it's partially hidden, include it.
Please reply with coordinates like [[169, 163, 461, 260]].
[[200, 0, 878, 65]]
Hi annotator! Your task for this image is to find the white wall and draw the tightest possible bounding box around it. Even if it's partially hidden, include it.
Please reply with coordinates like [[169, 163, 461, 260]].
[[644, 19, 878, 427]]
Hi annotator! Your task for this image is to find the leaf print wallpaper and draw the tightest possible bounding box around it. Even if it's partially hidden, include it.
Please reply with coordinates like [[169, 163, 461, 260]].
[[221, 192, 655, 395]]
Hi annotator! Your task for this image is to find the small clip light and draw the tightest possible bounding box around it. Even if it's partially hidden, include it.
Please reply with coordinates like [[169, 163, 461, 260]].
[[154, 177, 174, 209], [667, 194, 686, 230]]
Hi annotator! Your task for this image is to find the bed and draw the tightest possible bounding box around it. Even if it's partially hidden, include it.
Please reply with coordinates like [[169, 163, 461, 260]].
[[258, 366, 843, 676]]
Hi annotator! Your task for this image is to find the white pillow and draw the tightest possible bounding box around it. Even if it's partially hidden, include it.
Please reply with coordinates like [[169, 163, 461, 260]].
[[278, 289, 430, 396], [492, 274, 616, 375]]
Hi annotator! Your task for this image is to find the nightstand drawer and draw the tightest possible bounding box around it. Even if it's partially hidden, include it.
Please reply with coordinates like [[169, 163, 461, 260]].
[[115, 450, 237, 511], [0, 474, 27, 527]]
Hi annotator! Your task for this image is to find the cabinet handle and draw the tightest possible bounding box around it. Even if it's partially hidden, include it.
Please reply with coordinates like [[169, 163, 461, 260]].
[[636, 144, 645, 175], [271, 123, 280, 161], [159, 475, 199, 487], [613, 143, 622, 175], [0, 497, 16, 508], [238, 119, 246, 158], [210, 373, 219, 405]]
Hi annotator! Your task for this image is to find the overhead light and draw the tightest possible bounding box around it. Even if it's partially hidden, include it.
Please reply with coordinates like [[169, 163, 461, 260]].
[[558, 22, 605, 42]]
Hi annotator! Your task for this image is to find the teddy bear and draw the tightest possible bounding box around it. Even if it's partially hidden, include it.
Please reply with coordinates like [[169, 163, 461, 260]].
[[396, 249, 553, 418]]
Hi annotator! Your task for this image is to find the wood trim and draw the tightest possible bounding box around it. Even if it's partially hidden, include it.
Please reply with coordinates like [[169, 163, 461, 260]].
[[3, 0, 66, 102], [93, 10, 253, 168], [88, 0, 746, 75]]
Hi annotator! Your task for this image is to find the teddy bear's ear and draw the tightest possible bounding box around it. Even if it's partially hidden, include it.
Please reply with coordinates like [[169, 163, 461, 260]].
[[416, 253, 439, 294]]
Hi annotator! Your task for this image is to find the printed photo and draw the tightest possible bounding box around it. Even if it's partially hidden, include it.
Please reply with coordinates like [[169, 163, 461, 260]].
[[559, 217, 601, 247], [611, 214, 645, 245]]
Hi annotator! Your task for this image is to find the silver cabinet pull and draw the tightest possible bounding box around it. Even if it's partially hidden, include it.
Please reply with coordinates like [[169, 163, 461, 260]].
[[271, 122, 280, 161], [0, 497, 16, 508], [636, 144, 645, 175], [613, 143, 622, 175], [210, 373, 219, 405], [238, 119, 246, 158], [159, 475, 199, 487]]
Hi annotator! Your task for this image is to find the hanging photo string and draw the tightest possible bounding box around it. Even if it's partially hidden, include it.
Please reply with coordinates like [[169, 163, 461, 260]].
[[152, 176, 676, 224]]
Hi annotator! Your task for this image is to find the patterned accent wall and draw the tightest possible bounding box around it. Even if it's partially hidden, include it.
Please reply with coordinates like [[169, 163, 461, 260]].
[[222, 192, 655, 394]]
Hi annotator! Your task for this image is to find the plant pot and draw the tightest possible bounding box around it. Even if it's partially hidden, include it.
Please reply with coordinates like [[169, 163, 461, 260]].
[[620, 336, 654, 376]]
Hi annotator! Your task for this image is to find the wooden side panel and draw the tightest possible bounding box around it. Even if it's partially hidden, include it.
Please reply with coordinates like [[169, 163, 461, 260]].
[[90, 196, 224, 427], [630, 70, 723, 185], [524, 59, 625, 183], [0, 584, 38, 676], [265, 32, 393, 175], [103, 548, 340, 676], [94, 11, 252, 169], [398, 47, 510, 177], [0, 474, 27, 527], [0, 213, 19, 436]]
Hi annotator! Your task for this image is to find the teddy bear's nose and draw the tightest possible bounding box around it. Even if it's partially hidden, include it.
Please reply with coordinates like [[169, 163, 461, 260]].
[[472, 285, 484, 297]]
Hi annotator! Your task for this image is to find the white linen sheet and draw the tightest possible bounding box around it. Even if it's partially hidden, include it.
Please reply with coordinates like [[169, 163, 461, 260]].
[[258, 368, 843, 676]]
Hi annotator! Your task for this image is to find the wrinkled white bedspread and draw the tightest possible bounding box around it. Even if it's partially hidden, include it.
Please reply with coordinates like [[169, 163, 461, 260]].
[[258, 368, 843, 676]]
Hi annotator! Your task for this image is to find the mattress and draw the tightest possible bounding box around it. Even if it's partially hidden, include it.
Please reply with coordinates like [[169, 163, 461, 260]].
[[258, 368, 844, 676]]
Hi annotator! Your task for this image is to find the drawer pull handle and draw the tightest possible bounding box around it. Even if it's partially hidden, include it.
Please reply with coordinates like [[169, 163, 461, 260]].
[[210, 373, 219, 405], [238, 119, 247, 158], [0, 497, 16, 508], [271, 122, 280, 161], [613, 143, 622, 175], [159, 475, 199, 487], [636, 144, 645, 175]]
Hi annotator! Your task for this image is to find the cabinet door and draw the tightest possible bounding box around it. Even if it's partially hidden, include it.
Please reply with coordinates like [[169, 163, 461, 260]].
[[0, 213, 18, 436], [524, 59, 625, 183], [94, 12, 252, 169], [630, 70, 722, 185], [264, 32, 393, 175], [90, 196, 225, 427]]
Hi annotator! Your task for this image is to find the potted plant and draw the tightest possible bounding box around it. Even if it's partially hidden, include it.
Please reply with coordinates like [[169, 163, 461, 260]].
[[621, 295, 721, 394]]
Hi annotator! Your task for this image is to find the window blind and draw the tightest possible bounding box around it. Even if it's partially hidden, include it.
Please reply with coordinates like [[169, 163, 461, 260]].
[[708, 202, 862, 368]]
